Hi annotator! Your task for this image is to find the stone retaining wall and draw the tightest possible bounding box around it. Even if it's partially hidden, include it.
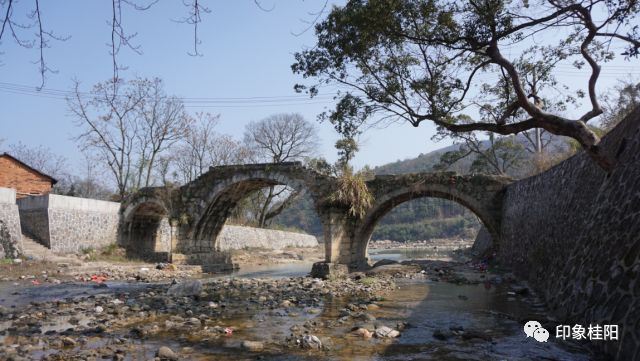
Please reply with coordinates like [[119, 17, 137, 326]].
[[0, 188, 22, 258], [217, 225, 318, 250], [17, 194, 120, 253], [499, 107, 640, 360]]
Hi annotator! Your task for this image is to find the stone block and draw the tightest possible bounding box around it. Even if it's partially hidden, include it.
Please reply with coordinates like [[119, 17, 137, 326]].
[[310, 261, 348, 279]]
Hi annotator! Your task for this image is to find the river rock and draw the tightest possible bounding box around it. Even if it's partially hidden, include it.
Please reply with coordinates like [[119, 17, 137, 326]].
[[302, 335, 322, 349], [352, 328, 372, 338], [61, 336, 77, 347], [375, 326, 400, 338], [167, 280, 203, 297], [366, 303, 380, 311], [372, 259, 398, 268], [433, 329, 452, 340], [366, 264, 421, 276], [156, 346, 178, 360], [241, 340, 264, 352]]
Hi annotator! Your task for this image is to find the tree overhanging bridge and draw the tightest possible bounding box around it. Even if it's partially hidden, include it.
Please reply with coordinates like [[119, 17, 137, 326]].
[[119, 162, 511, 272]]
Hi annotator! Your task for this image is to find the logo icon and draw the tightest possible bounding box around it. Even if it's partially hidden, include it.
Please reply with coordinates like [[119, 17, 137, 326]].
[[524, 320, 549, 342], [534, 327, 550, 342]]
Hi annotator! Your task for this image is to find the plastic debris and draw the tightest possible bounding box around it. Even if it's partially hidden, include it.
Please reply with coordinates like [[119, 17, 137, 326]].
[[90, 275, 108, 283]]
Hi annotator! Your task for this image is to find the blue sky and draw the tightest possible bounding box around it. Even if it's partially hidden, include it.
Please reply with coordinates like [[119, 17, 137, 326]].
[[1, 1, 639, 179], [0, 0, 445, 175]]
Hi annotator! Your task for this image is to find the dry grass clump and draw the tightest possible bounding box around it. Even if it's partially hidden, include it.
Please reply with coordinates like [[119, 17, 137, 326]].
[[330, 168, 374, 219]]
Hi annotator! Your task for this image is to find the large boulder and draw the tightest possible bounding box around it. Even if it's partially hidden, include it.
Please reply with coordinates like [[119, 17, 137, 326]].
[[167, 280, 203, 297], [302, 335, 322, 349], [310, 262, 348, 280]]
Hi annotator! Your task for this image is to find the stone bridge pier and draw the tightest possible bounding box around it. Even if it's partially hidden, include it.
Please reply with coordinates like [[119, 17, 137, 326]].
[[119, 162, 510, 273]]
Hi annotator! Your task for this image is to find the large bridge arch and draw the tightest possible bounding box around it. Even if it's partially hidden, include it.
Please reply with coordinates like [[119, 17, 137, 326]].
[[344, 173, 511, 269], [190, 171, 315, 251]]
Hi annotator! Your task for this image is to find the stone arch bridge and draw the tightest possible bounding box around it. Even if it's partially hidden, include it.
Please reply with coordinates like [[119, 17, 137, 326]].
[[119, 162, 511, 271]]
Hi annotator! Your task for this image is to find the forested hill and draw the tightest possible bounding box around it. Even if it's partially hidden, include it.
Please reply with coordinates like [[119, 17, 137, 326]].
[[372, 133, 569, 177], [373, 143, 461, 174]]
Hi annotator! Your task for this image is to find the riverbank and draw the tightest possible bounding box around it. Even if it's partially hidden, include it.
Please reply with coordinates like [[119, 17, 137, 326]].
[[0, 245, 324, 283], [369, 238, 473, 251], [369, 238, 475, 263]]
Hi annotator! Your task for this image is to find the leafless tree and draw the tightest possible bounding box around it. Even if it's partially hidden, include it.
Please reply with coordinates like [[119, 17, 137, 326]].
[[65, 154, 114, 200], [6, 141, 70, 192], [0, 1, 299, 87], [69, 77, 190, 198], [133, 77, 192, 189], [244, 113, 318, 163], [242, 113, 318, 227], [172, 113, 252, 184], [68, 78, 142, 199]]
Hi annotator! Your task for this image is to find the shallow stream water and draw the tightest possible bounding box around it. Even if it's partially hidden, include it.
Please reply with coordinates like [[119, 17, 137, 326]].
[[0, 249, 600, 360]]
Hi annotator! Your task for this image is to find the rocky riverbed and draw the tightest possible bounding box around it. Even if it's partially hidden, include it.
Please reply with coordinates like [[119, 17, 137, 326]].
[[0, 272, 396, 360], [0, 259, 602, 361]]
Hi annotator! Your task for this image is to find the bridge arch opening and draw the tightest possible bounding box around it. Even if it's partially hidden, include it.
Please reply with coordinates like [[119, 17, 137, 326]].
[[192, 173, 322, 252], [121, 200, 172, 261], [356, 185, 498, 266]]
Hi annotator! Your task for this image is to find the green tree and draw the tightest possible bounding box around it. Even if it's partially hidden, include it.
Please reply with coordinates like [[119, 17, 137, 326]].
[[293, 0, 640, 171], [434, 132, 526, 175]]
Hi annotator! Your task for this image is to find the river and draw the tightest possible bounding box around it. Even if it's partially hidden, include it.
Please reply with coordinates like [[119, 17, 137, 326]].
[[0, 248, 601, 360]]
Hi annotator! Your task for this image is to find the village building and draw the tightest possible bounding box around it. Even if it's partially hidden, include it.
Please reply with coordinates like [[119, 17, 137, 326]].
[[0, 153, 57, 198]]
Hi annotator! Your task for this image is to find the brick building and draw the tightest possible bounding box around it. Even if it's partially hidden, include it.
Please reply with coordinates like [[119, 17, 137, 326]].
[[0, 153, 57, 198]]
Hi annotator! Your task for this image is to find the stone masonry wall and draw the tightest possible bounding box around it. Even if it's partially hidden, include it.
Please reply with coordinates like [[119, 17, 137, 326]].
[[18, 194, 120, 253], [499, 107, 640, 360], [48, 208, 119, 253], [216, 225, 318, 250], [0, 188, 22, 258]]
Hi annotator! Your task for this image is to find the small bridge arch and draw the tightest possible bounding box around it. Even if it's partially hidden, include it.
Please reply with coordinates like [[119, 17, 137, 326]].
[[120, 193, 173, 260]]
